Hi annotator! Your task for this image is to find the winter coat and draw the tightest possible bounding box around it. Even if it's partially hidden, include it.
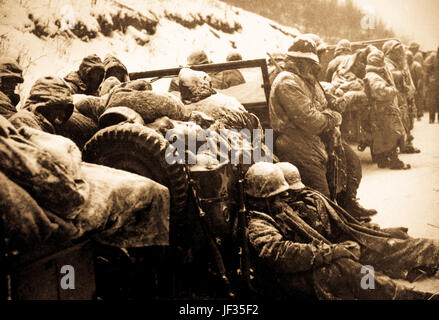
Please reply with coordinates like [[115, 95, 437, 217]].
[[103, 55, 129, 82], [326, 54, 350, 82], [23, 76, 74, 116], [269, 63, 340, 170], [409, 60, 425, 112], [219, 69, 245, 88], [9, 76, 73, 133], [409, 60, 425, 92], [364, 66, 405, 154], [248, 188, 439, 299], [385, 57, 417, 128], [0, 91, 17, 119], [64, 54, 105, 96]]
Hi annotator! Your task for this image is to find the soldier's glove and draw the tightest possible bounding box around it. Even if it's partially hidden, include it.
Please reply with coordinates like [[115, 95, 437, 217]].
[[332, 126, 342, 147], [331, 241, 361, 262], [323, 109, 342, 128]]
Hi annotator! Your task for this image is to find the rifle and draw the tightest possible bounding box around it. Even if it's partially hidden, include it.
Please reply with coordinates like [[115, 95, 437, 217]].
[[325, 129, 339, 202], [267, 52, 284, 74], [236, 164, 255, 296], [186, 168, 236, 299], [316, 81, 340, 201]]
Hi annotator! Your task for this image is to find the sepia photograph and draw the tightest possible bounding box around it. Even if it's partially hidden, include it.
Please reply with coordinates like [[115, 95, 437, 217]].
[[0, 0, 439, 308]]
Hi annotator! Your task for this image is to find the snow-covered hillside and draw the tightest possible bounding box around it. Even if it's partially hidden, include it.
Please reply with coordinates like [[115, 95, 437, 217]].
[[0, 0, 301, 105]]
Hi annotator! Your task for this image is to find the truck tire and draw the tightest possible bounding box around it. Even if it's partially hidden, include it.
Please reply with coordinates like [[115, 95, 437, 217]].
[[82, 123, 188, 214]]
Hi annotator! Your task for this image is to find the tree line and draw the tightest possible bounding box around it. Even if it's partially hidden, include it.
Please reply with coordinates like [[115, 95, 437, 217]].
[[225, 0, 395, 44]]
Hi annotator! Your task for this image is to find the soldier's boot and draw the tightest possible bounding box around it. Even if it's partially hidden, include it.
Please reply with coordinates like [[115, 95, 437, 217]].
[[338, 191, 378, 220], [388, 151, 411, 170], [343, 197, 378, 219], [401, 145, 421, 153], [375, 152, 390, 169], [400, 135, 421, 154]]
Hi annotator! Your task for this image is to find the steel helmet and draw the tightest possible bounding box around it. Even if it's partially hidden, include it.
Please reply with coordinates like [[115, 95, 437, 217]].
[[226, 51, 243, 62], [303, 33, 328, 54], [367, 49, 385, 67], [335, 39, 352, 57], [276, 162, 305, 190], [409, 41, 420, 53], [382, 40, 403, 56], [187, 50, 210, 65], [286, 35, 319, 64], [244, 162, 290, 198]]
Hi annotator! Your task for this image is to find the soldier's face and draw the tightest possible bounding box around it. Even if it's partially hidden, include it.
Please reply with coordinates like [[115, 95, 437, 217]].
[[310, 63, 322, 79], [391, 45, 405, 64], [0, 77, 20, 95], [87, 69, 104, 92], [38, 104, 72, 126], [268, 192, 290, 215]]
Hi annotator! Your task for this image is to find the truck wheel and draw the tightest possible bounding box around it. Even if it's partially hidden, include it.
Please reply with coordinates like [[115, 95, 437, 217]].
[[82, 123, 188, 214]]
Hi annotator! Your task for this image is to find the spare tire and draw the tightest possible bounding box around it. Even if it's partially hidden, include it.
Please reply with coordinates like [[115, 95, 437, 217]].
[[82, 123, 188, 214]]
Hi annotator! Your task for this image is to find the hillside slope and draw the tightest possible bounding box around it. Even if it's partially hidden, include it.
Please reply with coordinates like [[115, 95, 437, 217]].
[[0, 0, 301, 103]]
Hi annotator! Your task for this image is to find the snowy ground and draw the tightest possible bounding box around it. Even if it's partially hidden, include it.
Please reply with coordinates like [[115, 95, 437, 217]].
[[356, 114, 439, 240], [0, 0, 298, 106]]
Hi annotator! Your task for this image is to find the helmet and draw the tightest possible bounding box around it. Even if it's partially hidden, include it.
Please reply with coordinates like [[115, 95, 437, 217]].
[[287, 35, 319, 64], [187, 50, 210, 65], [409, 41, 420, 53], [382, 40, 403, 56], [335, 39, 352, 57], [0, 57, 24, 83], [303, 33, 327, 54], [226, 51, 243, 62], [367, 49, 385, 67], [244, 162, 290, 198], [276, 162, 305, 190]]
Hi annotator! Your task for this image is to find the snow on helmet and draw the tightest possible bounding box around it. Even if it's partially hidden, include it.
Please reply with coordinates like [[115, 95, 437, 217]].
[[276, 162, 305, 190], [244, 162, 290, 198]]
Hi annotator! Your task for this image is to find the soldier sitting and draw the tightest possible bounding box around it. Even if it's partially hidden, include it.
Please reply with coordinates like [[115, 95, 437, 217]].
[[245, 162, 439, 300], [168, 50, 232, 93], [221, 51, 246, 88], [64, 54, 105, 96]]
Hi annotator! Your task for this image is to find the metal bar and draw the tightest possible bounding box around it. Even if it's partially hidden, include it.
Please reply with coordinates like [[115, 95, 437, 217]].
[[129, 59, 269, 80], [242, 101, 269, 111], [326, 38, 399, 50]]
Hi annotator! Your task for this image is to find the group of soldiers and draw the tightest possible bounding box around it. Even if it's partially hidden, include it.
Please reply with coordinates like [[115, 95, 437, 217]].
[[242, 35, 439, 299], [1, 32, 439, 300]]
